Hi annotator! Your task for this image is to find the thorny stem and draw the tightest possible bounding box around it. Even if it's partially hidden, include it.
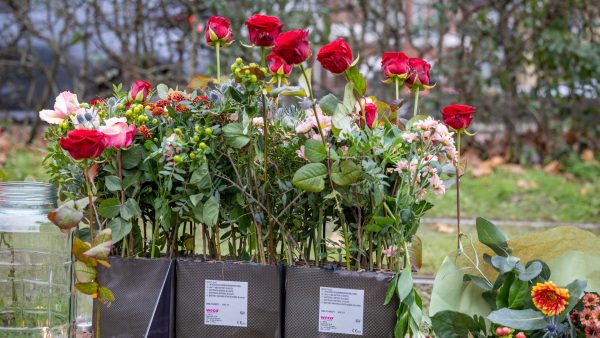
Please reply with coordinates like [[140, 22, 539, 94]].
[[299, 64, 351, 270]]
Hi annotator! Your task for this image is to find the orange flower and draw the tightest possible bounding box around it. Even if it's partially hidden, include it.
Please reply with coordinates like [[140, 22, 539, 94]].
[[593, 308, 600, 325], [580, 308, 594, 326], [531, 281, 570, 316], [583, 293, 600, 308]]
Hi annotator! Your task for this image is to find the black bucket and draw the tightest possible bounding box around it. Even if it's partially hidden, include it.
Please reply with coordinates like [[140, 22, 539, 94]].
[[175, 260, 284, 337], [284, 266, 397, 338], [93, 257, 174, 338]]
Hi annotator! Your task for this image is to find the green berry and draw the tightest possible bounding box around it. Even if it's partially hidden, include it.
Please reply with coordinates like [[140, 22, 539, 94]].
[[152, 119, 158, 125], [204, 128, 213, 136], [230, 64, 237, 71], [199, 142, 207, 150], [126, 109, 133, 116], [244, 70, 251, 75], [249, 63, 258, 68], [193, 135, 200, 142], [117, 104, 125, 110], [250, 75, 257, 83], [175, 128, 183, 136], [236, 57, 243, 65], [190, 153, 196, 160], [153, 138, 158, 142], [173, 155, 182, 163]]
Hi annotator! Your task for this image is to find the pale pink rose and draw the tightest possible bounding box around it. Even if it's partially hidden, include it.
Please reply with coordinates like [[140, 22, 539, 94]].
[[99, 117, 136, 149], [402, 132, 418, 143], [295, 117, 317, 134], [251, 117, 265, 126], [296, 145, 308, 160], [39, 91, 80, 124]]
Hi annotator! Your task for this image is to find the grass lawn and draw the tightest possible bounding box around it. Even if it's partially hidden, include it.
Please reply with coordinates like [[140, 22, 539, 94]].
[[2, 149, 598, 275]]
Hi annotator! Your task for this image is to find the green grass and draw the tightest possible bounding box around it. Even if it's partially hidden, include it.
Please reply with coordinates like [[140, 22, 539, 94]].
[[0, 148, 49, 182], [426, 167, 600, 223]]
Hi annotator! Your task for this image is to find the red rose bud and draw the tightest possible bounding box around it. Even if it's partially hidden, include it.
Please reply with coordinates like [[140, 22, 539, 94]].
[[59, 129, 106, 160], [130, 80, 151, 102], [361, 102, 377, 128], [272, 29, 311, 65], [244, 14, 283, 47], [440, 104, 475, 130], [205, 16, 233, 46], [406, 58, 434, 91], [90, 97, 105, 106], [381, 52, 410, 80], [317, 38, 353, 74], [267, 53, 293, 76]]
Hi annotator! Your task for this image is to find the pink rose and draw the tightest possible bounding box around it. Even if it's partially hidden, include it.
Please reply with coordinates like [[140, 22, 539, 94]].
[[39, 91, 80, 124], [99, 117, 136, 149], [130, 80, 151, 102]]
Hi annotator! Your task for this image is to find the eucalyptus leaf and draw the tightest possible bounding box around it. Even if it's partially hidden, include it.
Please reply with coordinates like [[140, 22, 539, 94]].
[[518, 261, 543, 281], [487, 308, 547, 330], [476, 217, 510, 256]]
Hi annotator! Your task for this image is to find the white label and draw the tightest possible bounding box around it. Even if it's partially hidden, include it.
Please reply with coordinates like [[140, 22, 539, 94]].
[[204, 280, 248, 327], [318, 286, 364, 335]]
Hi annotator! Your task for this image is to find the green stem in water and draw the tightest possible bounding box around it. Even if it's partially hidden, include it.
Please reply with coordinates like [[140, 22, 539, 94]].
[[413, 88, 420, 117], [215, 42, 221, 84]]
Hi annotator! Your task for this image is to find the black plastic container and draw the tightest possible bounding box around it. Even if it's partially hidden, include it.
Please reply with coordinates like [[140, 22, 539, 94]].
[[175, 260, 284, 338], [284, 266, 397, 338], [93, 257, 174, 338]]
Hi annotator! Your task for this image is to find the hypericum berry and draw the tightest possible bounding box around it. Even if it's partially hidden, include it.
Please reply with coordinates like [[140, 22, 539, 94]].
[[204, 128, 213, 136], [250, 75, 258, 83], [190, 152, 196, 160], [198, 142, 207, 150], [152, 119, 158, 125], [139, 125, 152, 140], [174, 128, 183, 136], [235, 57, 243, 65], [193, 135, 200, 142], [173, 155, 182, 163]]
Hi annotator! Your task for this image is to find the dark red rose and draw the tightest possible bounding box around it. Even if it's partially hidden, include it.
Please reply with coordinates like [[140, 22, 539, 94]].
[[406, 58, 432, 90], [59, 129, 106, 160], [130, 80, 151, 102], [440, 104, 475, 130], [205, 16, 232, 46], [381, 52, 410, 79], [272, 29, 311, 65], [360, 102, 377, 128], [244, 14, 283, 47], [267, 53, 293, 76], [90, 97, 105, 106], [317, 38, 353, 74]]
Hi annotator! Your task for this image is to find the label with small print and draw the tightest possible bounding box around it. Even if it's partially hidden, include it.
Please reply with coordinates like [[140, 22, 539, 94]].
[[318, 286, 365, 335], [204, 280, 248, 327]]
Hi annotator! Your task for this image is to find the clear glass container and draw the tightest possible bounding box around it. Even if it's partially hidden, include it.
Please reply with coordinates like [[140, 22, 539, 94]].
[[0, 182, 73, 337]]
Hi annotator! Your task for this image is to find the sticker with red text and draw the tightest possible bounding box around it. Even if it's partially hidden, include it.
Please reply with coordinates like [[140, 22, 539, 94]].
[[204, 280, 248, 327], [318, 286, 364, 335]]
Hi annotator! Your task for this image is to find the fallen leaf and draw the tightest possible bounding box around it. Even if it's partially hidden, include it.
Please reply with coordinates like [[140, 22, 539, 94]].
[[435, 223, 454, 233], [581, 149, 595, 163], [543, 160, 560, 174]]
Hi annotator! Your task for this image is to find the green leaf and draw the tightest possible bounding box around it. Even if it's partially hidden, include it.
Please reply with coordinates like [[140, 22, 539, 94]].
[[518, 261, 543, 281], [397, 268, 413, 301], [331, 160, 362, 186], [156, 84, 169, 99], [394, 305, 410, 338], [107, 217, 132, 243], [497, 272, 515, 308], [385, 274, 399, 305], [431, 311, 480, 338], [122, 145, 144, 169], [342, 82, 355, 112], [223, 123, 250, 148], [319, 94, 339, 115], [190, 193, 204, 207], [487, 308, 547, 330], [203, 196, 220, 226], [98, 286, 116, 303], [120, 198, 141, 220], [98, 198, 120, 218], [508, 278, 529, 309], [74, 261, 96, 283], [304, 139, 327, 163], [292, 163, 327, 192], [298, 67, 311, 97], [190, 162, 210, 189], [463, 274, 493, 291], [75, 282, 99, 296], [559, 279, 587, 321], [476, 217, 510, 256], [105, 176, 122, 192], [491, 255, 520, 274], [345, 66, 366, 96], [269, 85, 307, 97]]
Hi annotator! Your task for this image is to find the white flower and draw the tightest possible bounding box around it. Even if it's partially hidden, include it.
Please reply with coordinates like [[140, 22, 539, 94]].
[[402, 132, 419, 143], [428, 173, 446, 195], [251, 117, 265, 126], [395, 159, 410, 172], [412, 116, 438, 131], [39, 91, 80, 124]]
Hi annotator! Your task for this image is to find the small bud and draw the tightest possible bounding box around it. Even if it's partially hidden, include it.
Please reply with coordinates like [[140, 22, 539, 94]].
[[190, 152, 196, 160], [193, 135, 200, 142], [198, 142, 207, 150], [174, 155, 182, 163], [152, 119, 158, 125], [204, 128, 213, 136]]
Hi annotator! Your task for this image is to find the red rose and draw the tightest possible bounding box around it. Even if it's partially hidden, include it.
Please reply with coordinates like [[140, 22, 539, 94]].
[[381, 52, 410, 79], [267, 53, 293, 76], [440, 104, 475, 130], [317, 38, 353, 74], [59, 129, 106, 160], [205, 16, 232, 46], [130, 80, 151, 102], [244, 14, 283, 47], [406, 58, 433, 90], [272, 29, 311, 65], [362, 102, 377, 128]]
